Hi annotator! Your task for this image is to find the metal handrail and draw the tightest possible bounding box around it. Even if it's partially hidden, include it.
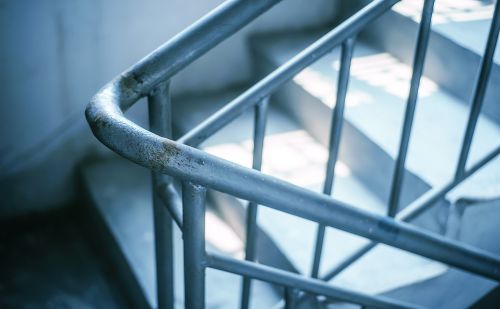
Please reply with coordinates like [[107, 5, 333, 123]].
[[86, 0, 500, 308]]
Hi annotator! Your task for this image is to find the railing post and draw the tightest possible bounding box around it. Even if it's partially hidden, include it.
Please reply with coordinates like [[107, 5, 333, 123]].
[[311, 37, 355, 279], [284, 287, 299, 309], [241, 97, 269, 309], [454, 0, 500, 180], [387, 0, 435, 217], [182, 182, 207, 309], [148, 81, 175, 309], [309, 0, 436, 286]]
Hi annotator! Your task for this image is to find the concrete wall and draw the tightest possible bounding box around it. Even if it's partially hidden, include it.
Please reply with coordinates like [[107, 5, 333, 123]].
[[0, 0, 340, 217]]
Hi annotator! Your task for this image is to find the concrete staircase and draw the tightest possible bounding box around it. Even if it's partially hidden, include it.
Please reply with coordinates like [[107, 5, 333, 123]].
[[80, 2, 500, 307]]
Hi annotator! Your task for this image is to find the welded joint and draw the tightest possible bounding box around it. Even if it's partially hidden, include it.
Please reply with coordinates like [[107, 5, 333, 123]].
[[148, 79, 170, 97], [445, 197, 500, 240]]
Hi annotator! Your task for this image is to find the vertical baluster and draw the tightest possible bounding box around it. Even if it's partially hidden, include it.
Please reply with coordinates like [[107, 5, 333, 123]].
[[454, 0, 500, 180], [310, 37, 355, 279], [284, 287, 298, 309], [387, 0, 435, 217], [183, 182, 207, 309], [241, 97, 270, 309], [148, 81, 175, 309]]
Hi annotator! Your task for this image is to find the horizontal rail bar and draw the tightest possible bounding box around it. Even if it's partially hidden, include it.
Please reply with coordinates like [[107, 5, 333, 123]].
[[321, 145, 500, 281], [206, 253, 418, 309], [177, 0, 400, 147]]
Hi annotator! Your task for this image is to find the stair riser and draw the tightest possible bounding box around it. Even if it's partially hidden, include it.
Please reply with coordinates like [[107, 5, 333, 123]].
[[80, 170, 151, 309]]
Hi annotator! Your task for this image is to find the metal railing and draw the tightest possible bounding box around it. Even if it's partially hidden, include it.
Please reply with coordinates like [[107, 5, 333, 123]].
[[85, 0, 500, 308]]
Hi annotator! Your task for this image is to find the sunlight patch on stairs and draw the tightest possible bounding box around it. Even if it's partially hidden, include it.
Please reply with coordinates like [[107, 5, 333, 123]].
[[294, 52, 439, 106], [393, 0, 495, 24], [205, 130, 351, 190]]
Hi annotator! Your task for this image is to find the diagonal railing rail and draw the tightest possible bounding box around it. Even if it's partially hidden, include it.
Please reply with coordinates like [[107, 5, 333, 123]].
[[86, 0, 500, 308]]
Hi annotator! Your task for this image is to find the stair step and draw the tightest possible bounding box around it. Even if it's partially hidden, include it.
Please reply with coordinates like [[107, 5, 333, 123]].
[[361, 0, 500, 123], [80, 157, 281, 308], [173, 89, 447, 296], [251, 30, 500, 198]]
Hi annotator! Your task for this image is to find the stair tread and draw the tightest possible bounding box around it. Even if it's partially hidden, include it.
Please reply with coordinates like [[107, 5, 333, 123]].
[[81, 157, 280, 309], [253, 30, 500, 198], [174, 90, 447, 295], [393, 0, 500, 63]]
